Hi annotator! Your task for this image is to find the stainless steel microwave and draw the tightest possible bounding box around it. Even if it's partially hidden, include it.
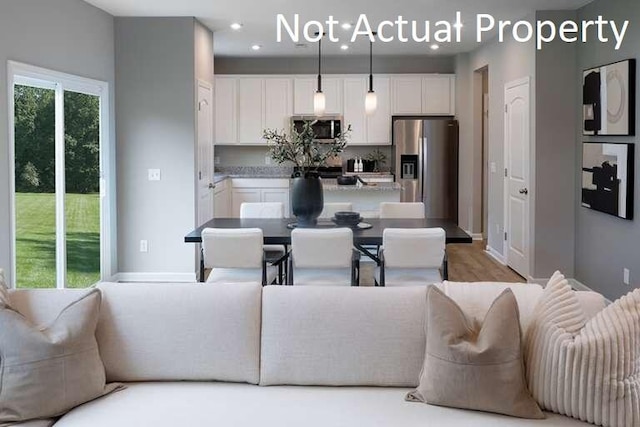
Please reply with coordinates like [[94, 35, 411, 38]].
[[291, 116, 343, 141]]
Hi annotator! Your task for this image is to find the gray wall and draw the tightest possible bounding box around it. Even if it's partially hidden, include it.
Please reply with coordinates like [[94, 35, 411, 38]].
[[215, 55, 455, 75], [533, 11, 578, 278], [115, 17, 201, 277], [455, 16, 537, 259], [575, 0, 640, 299], [0, 0, 115, 286]]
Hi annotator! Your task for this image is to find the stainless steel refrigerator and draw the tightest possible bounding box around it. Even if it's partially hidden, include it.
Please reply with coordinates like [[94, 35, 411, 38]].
[[392, 118, 459, 222]]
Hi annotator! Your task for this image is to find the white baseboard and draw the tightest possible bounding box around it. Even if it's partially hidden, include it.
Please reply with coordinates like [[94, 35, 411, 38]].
[[485, 246, 506, 265], [111, 272, 197, 283]]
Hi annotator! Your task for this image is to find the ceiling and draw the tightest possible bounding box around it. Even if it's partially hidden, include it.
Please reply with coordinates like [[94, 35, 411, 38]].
[[85, 0, 593, 57]]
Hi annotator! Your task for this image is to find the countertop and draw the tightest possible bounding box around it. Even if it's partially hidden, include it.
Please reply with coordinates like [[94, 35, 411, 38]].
[[215, 175, 400, 191]]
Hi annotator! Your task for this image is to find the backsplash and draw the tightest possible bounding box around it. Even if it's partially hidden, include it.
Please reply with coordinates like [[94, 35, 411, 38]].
[[215, 165, 293, 177]]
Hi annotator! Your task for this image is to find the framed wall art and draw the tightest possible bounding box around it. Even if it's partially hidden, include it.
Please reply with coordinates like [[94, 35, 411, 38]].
[[583, 59, 636, 136], [582, 142, 634, 220]]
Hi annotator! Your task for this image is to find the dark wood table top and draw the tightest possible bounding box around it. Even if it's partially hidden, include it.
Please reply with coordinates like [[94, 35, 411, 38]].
[[185, 218, 472, 245]]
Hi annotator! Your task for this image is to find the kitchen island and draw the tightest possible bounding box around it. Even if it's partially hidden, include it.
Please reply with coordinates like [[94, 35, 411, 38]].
[[322, 180, 401, 218]]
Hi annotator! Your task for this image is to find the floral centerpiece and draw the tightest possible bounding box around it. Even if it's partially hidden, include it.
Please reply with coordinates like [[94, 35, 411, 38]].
[[264, 121, 351, 226]]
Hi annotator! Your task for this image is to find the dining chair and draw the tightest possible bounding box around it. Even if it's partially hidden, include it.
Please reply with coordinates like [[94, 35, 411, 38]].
[[240, 202, 288, 284], [318, 202, 353, 219], [288, 228, 360, 286], [375, 228, 446, 287], [202, 228, 277, 286], [379, 202, 426, 219]]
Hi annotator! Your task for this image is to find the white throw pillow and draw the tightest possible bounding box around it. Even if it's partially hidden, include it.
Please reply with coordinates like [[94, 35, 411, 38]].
[[525, 271, 640, 427], [0, 287, 120, 426]]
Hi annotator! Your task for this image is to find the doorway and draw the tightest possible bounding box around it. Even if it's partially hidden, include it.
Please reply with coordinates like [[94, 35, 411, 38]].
[[8, 62, 111, 289]]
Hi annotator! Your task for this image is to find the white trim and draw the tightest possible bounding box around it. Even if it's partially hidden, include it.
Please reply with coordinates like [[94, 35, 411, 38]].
[[485, 245, 506, 265], [7, 61, 113, 288], [112, 272, 198, 283], [471, 233, 483, 241]]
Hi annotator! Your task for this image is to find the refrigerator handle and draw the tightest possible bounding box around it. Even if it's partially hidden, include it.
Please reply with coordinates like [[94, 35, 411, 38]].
[[421, 136, 428, 204]]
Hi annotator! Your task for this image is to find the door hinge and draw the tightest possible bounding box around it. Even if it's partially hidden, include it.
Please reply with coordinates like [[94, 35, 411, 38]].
[[504, 168, 508, 177], [504, 232, 508, 241], [504, 105, 508, 113], [199, 171, 202, 180]]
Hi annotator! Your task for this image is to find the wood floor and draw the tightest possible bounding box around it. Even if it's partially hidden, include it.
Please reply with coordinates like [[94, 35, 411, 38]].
[[358, 240, 524, 286]]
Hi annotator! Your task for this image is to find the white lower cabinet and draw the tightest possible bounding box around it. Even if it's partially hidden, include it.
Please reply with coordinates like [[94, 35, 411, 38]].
[[231, 179, 290, 217], [213, 179, 231, 218]]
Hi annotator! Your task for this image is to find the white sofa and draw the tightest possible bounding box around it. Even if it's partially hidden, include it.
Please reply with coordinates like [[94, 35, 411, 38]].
[[8, 281, 607, 427]]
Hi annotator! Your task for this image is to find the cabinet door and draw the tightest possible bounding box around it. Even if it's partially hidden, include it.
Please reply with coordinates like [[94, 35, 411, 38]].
[[264, 78, 292, 131], [322, 77, 343, 115], [392, 76, 423, 114], [213, 188, 229, 218], [262, 189, 291, 218], [231, 189, 261, 217], [214, 77, 237, 144], [343, 77, 367, 144], [293, 77, 343, 115], [293, 78, 315, 115], [366, 76, 391, 145], [238, 78, 264, 144], [422, 75, 456, 115]]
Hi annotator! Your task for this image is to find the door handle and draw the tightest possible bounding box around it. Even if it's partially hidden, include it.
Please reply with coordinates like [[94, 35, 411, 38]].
[[208, 183, 216, 189], [519, 188, 528, 195]]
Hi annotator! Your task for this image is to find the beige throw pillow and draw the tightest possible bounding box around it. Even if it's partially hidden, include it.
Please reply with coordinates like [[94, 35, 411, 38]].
[[0, 287, 119, 426], [407, 285, 544, 419], [525, 271, 640, 427]]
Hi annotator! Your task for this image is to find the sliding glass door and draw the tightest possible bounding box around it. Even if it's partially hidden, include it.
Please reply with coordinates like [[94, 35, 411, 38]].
[[10, 63, 110, 289]]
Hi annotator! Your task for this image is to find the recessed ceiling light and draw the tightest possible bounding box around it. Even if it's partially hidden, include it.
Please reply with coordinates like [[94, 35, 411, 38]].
[[341, 22, 352, 30], [251, 44, 261, 51], [230, 22, 243, 30], [340, 44, 349, 50], [430, 44, 440, 51]]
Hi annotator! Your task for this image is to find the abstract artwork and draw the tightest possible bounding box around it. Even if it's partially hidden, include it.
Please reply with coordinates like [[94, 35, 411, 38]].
[[582, 142, 634, 220], [583, 59, 636, 136]]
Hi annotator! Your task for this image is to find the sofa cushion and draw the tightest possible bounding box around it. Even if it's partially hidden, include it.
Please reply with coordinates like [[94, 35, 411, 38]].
[[0, 289, 117, 426], [408, 287, 544, 419], [260, 285, 427, 386], [525, 272, 640, 427], [53, 382, 591, 427], [95, 282, 261, 384]]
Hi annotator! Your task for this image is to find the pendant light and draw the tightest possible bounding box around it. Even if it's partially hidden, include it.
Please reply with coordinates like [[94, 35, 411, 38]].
[[365, 34, 377, 115], [313, 32, 326, 116]]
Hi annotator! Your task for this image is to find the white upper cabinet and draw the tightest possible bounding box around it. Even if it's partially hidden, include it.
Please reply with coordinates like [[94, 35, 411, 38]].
[[293, 77, 342, 115], [216, 74, 455, 146], [342, 77, 367, 144], [238, 78, 264, 144], [214, 77, 237, 144], [264, 78, 292, 132], [392, 76, 423, 114], [422, 75, 456, 115], [366, 77, 391, 145]]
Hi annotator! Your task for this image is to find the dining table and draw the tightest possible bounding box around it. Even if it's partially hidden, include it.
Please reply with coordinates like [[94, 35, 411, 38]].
[[184, 218, 472, 282]]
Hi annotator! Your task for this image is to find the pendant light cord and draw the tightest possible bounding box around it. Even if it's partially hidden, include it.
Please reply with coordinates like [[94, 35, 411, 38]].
[[369, 39, 373, 92], [317, 33, 322, 93]]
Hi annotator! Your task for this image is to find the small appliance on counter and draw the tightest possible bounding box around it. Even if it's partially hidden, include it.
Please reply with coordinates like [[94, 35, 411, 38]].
[[291, 116, 342, 142], [346, 158, 375, 173]]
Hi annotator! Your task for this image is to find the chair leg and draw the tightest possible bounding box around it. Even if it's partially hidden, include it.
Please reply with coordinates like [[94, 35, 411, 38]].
[[442, 250, 449, 281]]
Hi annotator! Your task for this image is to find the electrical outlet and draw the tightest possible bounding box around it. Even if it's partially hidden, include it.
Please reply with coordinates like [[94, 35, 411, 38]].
[[265, 156, 271, 165], [214, 156, 220, 165], [140, 240, 148, 253], [148, 169, 161, 181], [624, 268, 630, 285]]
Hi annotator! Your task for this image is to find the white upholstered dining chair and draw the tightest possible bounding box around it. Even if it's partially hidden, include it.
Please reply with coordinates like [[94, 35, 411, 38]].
[[379, 202, 425, 219], [288, 228, 360, 286], [202, 228, 277, 286], [240, 202, 288, 284], [375, 228, 446, 286]]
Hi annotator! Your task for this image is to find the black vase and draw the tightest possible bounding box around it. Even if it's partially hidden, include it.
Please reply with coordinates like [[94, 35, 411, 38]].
[[291, 172, 324, 227]]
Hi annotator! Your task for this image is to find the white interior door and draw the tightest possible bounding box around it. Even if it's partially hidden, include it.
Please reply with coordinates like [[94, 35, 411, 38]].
[[504, 78, 530, 278], [197, 80, 214, 226]]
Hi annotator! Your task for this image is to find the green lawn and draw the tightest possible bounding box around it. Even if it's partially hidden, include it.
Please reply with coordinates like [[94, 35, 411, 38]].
[[15, 192, 100, 289]]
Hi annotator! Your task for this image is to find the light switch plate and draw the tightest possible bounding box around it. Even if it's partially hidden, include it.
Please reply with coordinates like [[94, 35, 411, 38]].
[[139, 240, 148, 253], [624, 268, 630, 285], [265, 156, 271, 165], [148, 169, 161, 181], [490, 162, 497, 173], [214, 156, 220, 165]]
